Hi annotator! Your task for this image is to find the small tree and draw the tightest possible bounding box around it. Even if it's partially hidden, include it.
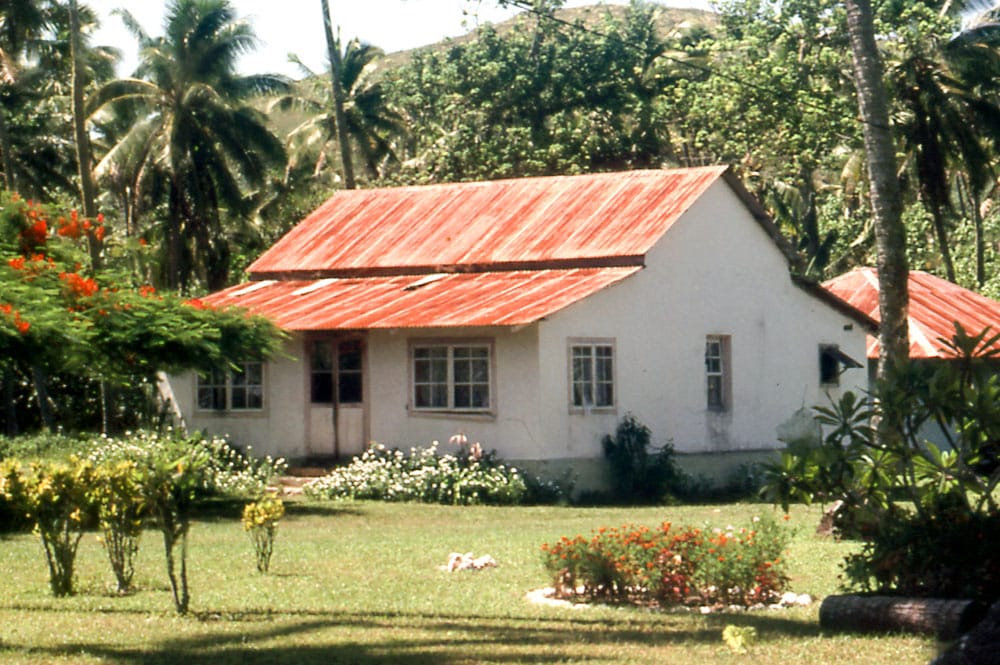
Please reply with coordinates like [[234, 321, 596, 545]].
[[90, 460, 145, 594], [1, 459, 96, 596], [140, 444, 209, 614], [0, 192, 285, 433], [242, 493, 284, 574]]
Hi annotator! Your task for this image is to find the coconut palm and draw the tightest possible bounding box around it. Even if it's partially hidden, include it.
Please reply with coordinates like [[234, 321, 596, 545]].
[[0, 0, 54, 192], [89, 0, 288, 291], [273, 36, 404, 187]]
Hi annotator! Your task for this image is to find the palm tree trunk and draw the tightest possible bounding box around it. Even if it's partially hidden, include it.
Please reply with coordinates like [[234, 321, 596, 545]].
[[321, 0, 356, 190], [928, 202, 957, 283], [69, 0, 102, 268], [844, 0, 909, 385], [0, 108, 18, 192]]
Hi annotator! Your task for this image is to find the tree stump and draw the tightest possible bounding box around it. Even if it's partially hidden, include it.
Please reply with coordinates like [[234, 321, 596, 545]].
[[819, 594, 987, 640]]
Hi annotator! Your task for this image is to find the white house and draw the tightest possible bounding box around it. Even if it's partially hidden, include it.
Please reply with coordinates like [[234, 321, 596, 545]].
[[162, 166, 873, 485]]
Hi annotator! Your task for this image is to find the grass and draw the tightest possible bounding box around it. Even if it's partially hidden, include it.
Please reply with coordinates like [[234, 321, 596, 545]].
[[0, 501, 940, 664]]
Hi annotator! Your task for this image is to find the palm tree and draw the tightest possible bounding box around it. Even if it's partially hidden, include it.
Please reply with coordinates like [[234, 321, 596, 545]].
[[887, 7, 1000, 285], [273, 36, 403, 186], [844, 0, 909, 389], [0, 0, 53, 192], [89, 0, 288, 291]]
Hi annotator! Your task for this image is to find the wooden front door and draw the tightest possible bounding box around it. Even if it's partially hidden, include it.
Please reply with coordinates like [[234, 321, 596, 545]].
[[308, 337, 366, 458]]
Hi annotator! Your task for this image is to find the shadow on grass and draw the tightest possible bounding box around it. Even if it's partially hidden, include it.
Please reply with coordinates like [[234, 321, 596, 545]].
[[2, 606, 826, 664], [190, 499, 364, 522]]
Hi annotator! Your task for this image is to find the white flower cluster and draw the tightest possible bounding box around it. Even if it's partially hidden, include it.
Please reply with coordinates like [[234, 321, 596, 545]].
[[303, 442, 527, 505], [86, 429, 287, 498]]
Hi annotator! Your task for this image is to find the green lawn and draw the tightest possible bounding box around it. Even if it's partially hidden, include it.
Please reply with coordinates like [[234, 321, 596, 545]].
[[0, 501, 938, 664]]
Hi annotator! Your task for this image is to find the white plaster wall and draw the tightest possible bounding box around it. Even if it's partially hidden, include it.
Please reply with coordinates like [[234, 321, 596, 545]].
[[535, 179, 869, 458], [164, 334, 309, 459], [365, 325, 545, 459]]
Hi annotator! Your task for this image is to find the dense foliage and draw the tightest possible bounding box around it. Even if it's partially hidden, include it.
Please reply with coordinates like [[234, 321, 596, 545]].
[[0, 193, 285, 434], [541, 515, 790, 608], [762, 325, 1000, 601]]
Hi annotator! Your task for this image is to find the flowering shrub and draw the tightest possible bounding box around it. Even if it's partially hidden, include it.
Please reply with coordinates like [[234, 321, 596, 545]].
[[304, 441, 527, 505], [242, 493, 284, 573], [86, 429, 286, 499], [0, 458, 96, 596], [89, 461, 145, 593], [541, 516, 790, 608]]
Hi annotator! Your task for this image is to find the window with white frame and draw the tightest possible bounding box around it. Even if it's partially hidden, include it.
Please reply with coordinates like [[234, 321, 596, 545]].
[[570, 341, 615, 409], [197, 361, 264, 411], [705, 335, 730, 411], [411, 342, 492, 411]]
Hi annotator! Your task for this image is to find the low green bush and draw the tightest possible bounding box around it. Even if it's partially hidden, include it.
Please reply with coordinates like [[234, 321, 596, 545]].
[[304, 441, 527, 505], [541, 515, 790, 608], [602, 414, 688, 503]]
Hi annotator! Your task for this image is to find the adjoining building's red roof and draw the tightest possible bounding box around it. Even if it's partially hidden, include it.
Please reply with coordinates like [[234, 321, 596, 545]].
[[248, 166, 730, 278], [823, 268, 1000, 359], [203, 267, 640, 330]]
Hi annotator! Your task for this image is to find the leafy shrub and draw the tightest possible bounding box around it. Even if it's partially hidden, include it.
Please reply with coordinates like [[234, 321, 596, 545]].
[[243, 493, 284, 574], [305, 441, 527, 505], [541, 516, 790, 607], [1, 458, 96, 596], [602, 414, 686, 503], [761, 325, 1000, 600], [89, 460, 145, 594]]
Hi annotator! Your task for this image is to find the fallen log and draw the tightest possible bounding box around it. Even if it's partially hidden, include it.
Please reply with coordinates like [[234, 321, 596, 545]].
[[819, 594, 987, 641]]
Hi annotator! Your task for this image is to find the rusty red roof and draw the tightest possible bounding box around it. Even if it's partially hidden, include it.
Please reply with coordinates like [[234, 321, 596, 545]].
[[248, 166, 731, 278], [823, 268, 1000, 359], [203, 267, 640, 330]]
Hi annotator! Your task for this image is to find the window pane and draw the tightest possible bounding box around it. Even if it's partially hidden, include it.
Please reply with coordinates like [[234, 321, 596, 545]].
[[454, 357, 470, 382], [707, 375, 723, 409], [197, 388, 215, 410], [454, 384, 470, 408], [339, 373, 362, 403], [231, 387, 247, 409], [311, 374, 333, 403], [312, 341, 333, 371], [414, 385, 431, 408], [471, 384, 490, 408], [245, 362, 263, 385], [595, 354, 613, 382], [247, 386, 263, 409], [432, 385, 447, 407], [338, 341, 362, 371], [471, 358, 489, 382], [596, 382, 613, 407]]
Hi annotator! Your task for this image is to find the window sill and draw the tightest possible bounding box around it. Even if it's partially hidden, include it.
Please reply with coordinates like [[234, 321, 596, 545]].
[[568, 406, 617, 415], [194, 408, 267, 417], [408, 408, 496, 422]]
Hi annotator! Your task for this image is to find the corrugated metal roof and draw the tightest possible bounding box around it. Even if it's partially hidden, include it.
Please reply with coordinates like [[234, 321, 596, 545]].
[[203, 267, 640, 330], [248, 166, 729, 277], [823, 268, 1000, 359]]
